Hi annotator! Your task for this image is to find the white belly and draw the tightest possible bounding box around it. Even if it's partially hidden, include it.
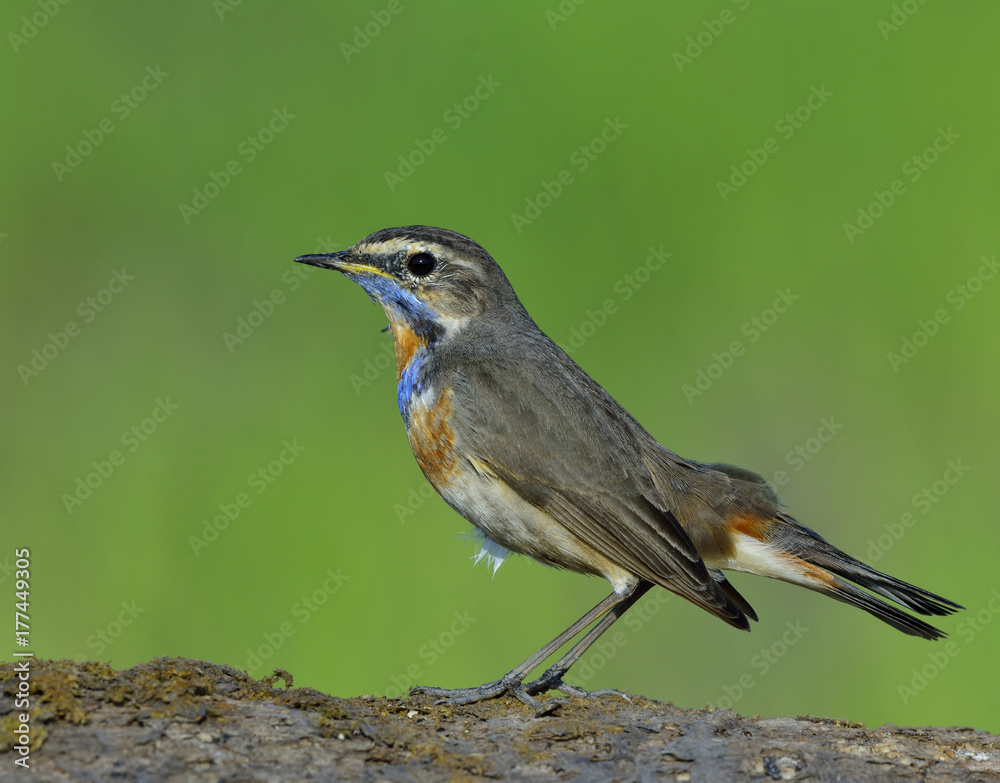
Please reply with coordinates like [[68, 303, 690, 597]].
[[436, 454, 637, 594]]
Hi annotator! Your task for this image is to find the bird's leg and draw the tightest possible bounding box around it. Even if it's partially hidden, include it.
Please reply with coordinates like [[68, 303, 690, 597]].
[[411, 585, 641, 708], [523, 582, 652, 700]]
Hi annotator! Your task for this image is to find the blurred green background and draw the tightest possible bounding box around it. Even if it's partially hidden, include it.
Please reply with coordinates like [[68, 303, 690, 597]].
[[2, 1, 998, 732]]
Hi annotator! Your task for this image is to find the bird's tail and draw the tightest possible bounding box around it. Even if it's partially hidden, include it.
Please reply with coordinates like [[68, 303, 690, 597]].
[[724, 512, 963, 640]]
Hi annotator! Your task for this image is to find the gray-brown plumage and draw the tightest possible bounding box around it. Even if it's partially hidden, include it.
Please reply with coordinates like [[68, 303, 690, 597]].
[[296, 225, 962, 707]]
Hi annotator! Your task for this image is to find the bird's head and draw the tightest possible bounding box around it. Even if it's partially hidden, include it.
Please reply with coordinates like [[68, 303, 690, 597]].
[[295, 226, 523, 344]]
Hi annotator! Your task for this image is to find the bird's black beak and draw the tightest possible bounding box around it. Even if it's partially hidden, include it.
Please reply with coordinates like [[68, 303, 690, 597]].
[[294, 249, 393, 281], [294, 250, 352, 270]]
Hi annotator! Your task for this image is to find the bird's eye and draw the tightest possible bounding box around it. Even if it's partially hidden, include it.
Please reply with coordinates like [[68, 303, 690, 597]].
[[407, 252, 436, 277]]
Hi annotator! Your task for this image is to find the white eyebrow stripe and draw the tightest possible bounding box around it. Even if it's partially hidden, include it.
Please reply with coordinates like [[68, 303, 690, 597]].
[[353, 239, 473, 269]]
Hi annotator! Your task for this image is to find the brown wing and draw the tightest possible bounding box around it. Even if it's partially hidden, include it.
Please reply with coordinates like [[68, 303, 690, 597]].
[[446, 342, 751, 629]]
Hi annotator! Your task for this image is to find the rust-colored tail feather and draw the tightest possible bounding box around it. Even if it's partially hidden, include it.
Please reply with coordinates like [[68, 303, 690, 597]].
[[765, 513, 963, 640]]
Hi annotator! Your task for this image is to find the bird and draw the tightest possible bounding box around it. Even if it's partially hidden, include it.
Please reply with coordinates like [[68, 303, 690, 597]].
[[295, 226, 962, 709]]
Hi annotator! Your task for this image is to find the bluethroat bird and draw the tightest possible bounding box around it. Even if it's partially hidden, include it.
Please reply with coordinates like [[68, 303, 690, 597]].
[[296, 226, 962, 708]]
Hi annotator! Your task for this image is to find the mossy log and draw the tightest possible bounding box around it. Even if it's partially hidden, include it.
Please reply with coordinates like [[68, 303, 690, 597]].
[[1, 657, 997, 781]]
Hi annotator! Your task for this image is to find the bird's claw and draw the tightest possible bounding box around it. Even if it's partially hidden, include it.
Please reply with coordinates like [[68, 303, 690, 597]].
[[410, 676, 519, 706], [410, 672, 629, 713], [523, 672, 632, 703]]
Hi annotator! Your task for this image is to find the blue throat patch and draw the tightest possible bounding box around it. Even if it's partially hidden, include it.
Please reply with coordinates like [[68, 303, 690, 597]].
[[350, 273, 438, 324], [397, 347, 428, 420], [346, 273, 440, 422]]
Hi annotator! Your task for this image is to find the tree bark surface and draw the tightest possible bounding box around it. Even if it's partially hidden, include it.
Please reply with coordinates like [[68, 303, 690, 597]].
[[1, 657, 996, 782]]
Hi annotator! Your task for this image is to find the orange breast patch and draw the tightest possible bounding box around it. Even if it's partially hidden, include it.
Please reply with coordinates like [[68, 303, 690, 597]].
[[390, 320, 428, 382], [408, 387, 458, 487]]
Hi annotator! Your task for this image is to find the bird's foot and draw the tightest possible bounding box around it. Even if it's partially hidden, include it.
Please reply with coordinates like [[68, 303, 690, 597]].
[[411, 670, 629, 715], [410, 680, 506, 706], [411, 675, 549, 710], [523, 670, 632, 704]]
